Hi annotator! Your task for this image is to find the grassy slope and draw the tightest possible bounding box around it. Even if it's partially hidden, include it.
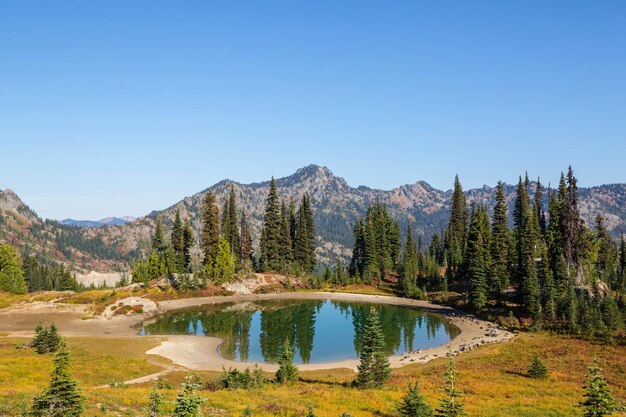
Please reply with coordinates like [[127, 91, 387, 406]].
[[0, 333, 624, 416], [1, 287, 625, 416]]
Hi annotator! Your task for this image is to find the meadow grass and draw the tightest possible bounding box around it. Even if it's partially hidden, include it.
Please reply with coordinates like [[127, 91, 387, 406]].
[[1, 332, 624, 416]]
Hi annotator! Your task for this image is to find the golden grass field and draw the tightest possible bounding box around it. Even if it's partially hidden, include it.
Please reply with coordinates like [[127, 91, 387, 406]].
[[1, 331, 624, 416]]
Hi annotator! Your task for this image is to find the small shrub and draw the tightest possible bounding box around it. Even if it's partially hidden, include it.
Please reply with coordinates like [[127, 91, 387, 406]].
[[528, 355, 548, 379]]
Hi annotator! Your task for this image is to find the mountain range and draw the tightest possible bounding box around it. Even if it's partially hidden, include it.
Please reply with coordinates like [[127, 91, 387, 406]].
[[1, 165, 625, 273], [60, 216, 138, 228]]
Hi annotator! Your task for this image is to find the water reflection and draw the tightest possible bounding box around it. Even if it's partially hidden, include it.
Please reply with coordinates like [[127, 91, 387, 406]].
[[140, 300, 458, 364]]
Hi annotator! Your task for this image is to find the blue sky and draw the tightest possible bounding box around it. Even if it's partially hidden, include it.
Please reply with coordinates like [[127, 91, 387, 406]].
[[1, 1, 625, 220]]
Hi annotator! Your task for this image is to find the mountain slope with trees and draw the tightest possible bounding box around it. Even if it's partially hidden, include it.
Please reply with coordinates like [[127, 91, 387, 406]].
[[1, 165, 626, 272]]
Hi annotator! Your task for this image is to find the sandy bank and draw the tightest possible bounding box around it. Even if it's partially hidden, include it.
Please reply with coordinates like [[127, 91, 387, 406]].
[[0, 292, 515, 372]]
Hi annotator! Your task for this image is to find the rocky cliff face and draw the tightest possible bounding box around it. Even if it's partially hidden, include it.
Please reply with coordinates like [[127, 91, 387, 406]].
[[2, 166, 625, 272]]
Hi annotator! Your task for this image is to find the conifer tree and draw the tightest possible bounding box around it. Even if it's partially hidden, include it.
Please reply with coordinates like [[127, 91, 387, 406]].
[[435, 354, 466, 417], [227, 185, 241, 261], [355, 307, 391, 388], [146, 385, 163, 417], [201, 191, 220, 267], [527, 355, 548, 379], [513, 177, 540, 317], [213, 237, 235, 284], [240, 208, 253, 269], [172, 374, 206, 417], [398, 381, 433, 417], [401, 222, 419, 297], [465, 203, 491, 312], [490, 181, 510, 301], [578, 358, 624, 416], [0, 243, 28, 294], [260, 178, 283, 271], [182, 220, 194, 271], [28, 339, 84, 417], [275, 339, 299, 384], [444, 176, 468, 282], [170, 210, 184, 272], [152, 216, 166, 256], [280, 200, 293, 265]]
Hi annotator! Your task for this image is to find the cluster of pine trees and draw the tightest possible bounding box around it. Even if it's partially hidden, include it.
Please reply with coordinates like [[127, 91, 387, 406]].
[[259, 178, 316, 274], [350, 167, 626, 340], [0, 244, 81, 294], [132, 179, 317, 287], [348, 204, 440, 296]]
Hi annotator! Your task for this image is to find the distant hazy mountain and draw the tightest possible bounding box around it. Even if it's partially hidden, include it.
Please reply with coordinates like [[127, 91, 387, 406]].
[[1, 165, 625, 272], [60, 216, 138, 228]]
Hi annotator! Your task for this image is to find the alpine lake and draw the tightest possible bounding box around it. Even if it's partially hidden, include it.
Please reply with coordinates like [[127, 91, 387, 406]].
[[140, 299, 459, 365]]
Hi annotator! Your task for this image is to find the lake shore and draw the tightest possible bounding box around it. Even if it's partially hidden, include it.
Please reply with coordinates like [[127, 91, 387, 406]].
[[0, 291, 515, 372]]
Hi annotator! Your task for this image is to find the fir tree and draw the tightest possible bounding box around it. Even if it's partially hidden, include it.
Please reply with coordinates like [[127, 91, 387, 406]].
[[444, 175, 468, 282], [465, 203, 491, 312], [212, 237, 235, 284], [201, 191, 220, 267], [240, 208, 253, 269], [435, 354, 466, 417], [275, 339, 299, 384], [171, 210, 184, 272], [578, 358, 624, 416], [146, 385, 163, 417], [401, 221, 419, 297], [355, 307, 391, 388], [172, 374, 206, 417], [527, 355, 548, 379], [260, 178, 283, 271], [152, 216, 166, 256], [280, 200, 294, 265], [514, 177, 540, 317], [490, 181, 510, 301], [182, 220, 194, 271], [0, 244, 28, 294], [398, 381, 433, 417], [28, 339, 84, 417], [227, 185, 241, 261]]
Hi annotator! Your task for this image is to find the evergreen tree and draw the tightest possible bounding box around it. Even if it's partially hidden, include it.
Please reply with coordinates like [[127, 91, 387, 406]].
[[513, 177, 540, 317], [578, 358, 624, 416], [444, 175, 468, 282], [465, 203, 491, 312], [280, 200, 294, 265], [146, 385, 164, 417], [201, 191, 220, 267], [401, 221, 419, 297], [240, 208, 253, 269], [490, 181, 510, 301], [398, 381, 433, 417], [275, 339, 299, 384], [435, 355, 466, 417], [260, 178, 283, 271], [227, 185, 241, 261], [28, 339, 84, 417], [527, 355, 548, 379], [355, 307, 391, 388], [182, 220, 194, 271], [294, 194, 316, 272], [152, 216, 166, 255], [172, 374, 206, 417], [0, 244, 28, 294], [212, 237, 235, 284], [170, 210, 184, 272]]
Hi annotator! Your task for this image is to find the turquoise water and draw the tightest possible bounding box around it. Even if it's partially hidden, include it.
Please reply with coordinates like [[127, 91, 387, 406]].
[[140, 299, 458, 364]]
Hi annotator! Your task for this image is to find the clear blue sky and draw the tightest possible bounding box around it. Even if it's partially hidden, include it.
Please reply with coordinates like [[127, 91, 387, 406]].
[[1, 1, 625, 220]]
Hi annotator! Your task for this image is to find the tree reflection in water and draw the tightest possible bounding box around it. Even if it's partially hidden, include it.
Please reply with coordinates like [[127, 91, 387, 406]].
[[141, 300, 458, 364]]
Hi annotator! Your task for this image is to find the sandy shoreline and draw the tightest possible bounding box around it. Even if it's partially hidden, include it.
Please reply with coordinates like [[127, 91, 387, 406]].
[[0, 292, 515, 372]]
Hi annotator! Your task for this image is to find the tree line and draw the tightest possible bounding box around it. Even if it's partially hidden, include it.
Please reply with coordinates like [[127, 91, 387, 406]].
[[350, 167, 626, 341], [132, 178, 316, 287]]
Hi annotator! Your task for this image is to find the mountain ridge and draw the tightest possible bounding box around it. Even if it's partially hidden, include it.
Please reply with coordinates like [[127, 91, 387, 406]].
[[1, 165, 625, 272]]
